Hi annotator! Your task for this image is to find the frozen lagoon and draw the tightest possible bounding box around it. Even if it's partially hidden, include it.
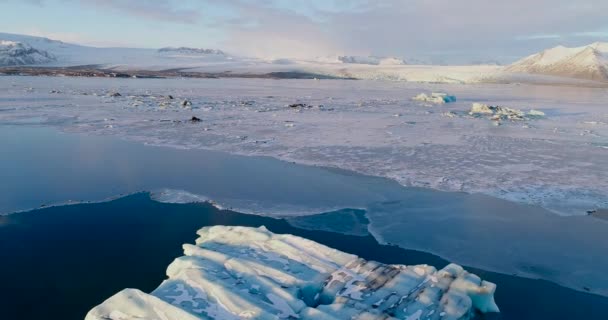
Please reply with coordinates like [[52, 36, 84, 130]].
[[0, 125, 607, 302]]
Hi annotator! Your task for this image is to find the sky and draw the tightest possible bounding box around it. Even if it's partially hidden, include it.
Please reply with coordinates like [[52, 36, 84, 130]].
[[1, 0, 607, 64]]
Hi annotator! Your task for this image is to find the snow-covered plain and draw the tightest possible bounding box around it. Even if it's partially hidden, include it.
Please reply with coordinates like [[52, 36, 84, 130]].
[[86, 226, 499, 320]]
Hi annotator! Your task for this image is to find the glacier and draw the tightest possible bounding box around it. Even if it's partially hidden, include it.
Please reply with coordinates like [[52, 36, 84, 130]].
[[86, 226, 498, 320]]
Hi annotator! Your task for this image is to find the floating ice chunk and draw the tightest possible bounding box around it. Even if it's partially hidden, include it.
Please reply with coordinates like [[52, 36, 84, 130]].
[[469, 103, 541, 121], [412, 92, 457, 104], [527, 109, 546, 117], [86, 226, 499, 320], [469, 103, 494, 115]]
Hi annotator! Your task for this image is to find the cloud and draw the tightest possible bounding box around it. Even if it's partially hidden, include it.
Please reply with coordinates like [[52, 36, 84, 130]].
[[20, 28, 135, 47], [84, 0, 201, 24], [13, 0, 608, 63], [211, 0, 608, 62], [516, 34, 562, 41], [21, 0, 202, 24]]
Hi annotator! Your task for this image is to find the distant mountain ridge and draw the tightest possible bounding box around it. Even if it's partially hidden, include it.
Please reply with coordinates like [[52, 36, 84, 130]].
[[2, 32, 608, 85], [157, 47, 226, 56], [507, 42, 608, 81], [0, 32, 233, 68]]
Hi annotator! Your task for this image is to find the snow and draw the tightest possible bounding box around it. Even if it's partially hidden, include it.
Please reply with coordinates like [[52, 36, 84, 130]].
[[86, 226, 498, 320]]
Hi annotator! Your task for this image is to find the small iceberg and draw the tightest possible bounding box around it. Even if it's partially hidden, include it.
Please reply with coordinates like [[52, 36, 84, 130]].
[[527, 109, 546, 118], [469, 103, 545, 121], [413, 92, 457, 104]]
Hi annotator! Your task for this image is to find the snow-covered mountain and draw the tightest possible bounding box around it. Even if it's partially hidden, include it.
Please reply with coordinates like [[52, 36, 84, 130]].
[[0, 40, 56, 66], [507, 42, 608, 81]]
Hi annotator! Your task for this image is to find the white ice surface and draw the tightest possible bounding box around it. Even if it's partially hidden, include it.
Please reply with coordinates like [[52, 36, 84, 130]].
[[86, 226, 498, 320]]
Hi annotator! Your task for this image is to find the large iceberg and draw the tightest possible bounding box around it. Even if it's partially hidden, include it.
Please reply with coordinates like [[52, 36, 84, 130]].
[[86, 226, 498, 320]]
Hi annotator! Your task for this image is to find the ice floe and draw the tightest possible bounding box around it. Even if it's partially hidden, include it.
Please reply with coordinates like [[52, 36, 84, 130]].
[[86, 226, 498, 320], [150, 189, 212, 205]]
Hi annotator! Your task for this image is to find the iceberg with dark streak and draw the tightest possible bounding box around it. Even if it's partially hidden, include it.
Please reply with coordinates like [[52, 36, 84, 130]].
[[86, 226, 498, 320]]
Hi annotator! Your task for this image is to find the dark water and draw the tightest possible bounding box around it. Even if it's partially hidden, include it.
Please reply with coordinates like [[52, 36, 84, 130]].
[[1, 193, 607, 320]]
